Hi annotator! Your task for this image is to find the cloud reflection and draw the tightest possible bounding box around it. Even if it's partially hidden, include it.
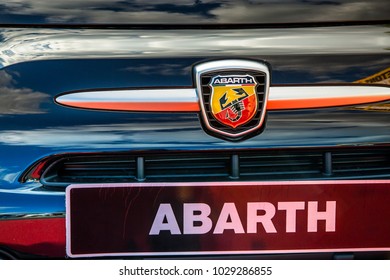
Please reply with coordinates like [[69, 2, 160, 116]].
[[0, 71, 49, 115], [0, 121, 209, 149], [0, 110, 389, 149], [0, 25, 389, 68], [0, 0, 388, 24]]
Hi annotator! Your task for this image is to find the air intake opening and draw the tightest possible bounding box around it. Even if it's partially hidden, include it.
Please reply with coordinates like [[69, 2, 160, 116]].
[[22, 147, 390, 189]]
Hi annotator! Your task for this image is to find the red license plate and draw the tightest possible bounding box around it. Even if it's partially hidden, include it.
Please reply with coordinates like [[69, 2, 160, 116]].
[[66, 180, 390, 258]]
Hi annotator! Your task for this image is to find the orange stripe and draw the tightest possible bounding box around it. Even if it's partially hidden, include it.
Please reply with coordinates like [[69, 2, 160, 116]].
[[266, 95, 390, 110]]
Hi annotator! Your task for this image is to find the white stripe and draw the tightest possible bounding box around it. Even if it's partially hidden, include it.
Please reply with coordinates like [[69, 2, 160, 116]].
[[269, 86, 390, 100], [57, 85, 390, 104], [57, 88, 198, 103]]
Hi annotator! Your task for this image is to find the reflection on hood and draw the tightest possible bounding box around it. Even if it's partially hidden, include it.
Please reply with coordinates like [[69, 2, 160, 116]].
[[0, 110, 389, 149], [0, 0, 389, 25], [0, 71, 49, 115], [1, 26, 389, 68]]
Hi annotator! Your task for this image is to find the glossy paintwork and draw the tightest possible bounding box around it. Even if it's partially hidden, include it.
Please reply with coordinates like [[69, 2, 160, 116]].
[[0, 0, 388, 25], [0, 189, 64, 218], [1, 26, 390, 68], [0, 26, 389, 191]]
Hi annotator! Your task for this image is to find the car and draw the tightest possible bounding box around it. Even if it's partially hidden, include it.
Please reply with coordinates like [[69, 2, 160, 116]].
[[0, 0, 389, 259]]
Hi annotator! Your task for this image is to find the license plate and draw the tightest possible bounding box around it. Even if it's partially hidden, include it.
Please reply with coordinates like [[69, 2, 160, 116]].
[[66, 180, 390, 258]]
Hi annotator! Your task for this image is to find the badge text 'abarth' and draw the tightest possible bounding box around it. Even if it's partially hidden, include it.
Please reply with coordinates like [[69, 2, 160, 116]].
[[194, 60, 270, 141]]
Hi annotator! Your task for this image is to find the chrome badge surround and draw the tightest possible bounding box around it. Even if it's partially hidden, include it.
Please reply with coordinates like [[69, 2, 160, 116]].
[[194, 59, 270, 141]]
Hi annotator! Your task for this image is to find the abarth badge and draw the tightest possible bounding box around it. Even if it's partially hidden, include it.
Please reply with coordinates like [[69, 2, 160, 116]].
[[194, 60, 270, 141]]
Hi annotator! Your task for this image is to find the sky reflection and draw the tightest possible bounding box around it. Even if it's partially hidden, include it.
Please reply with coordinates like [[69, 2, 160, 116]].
[[0, 0, 388, 24], [0, 26, 389, 68]]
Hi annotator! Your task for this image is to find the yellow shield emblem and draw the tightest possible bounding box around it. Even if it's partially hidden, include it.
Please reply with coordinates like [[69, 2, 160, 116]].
[[210, 75, 258, 128]]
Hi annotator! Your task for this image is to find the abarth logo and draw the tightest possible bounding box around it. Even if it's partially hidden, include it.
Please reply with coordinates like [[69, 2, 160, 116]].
[[210, 75, 258, 128], [149, 201, 337, 235], [194, 60, 270, 141]]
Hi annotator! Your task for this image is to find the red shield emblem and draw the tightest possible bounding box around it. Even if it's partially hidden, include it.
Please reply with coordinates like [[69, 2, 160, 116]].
[[210, 75, 258, 128], [195, 59, 270, 141]]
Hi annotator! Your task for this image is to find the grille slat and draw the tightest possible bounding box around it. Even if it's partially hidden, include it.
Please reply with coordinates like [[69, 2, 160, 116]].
[[38, 148, 390, 188], [243, 170, 321, 176], [147, 173, 229, 179], [146, 155, 230, 180], [63, 166, 132, 171]]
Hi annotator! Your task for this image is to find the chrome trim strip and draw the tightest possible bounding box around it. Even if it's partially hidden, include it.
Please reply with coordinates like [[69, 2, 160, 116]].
[[0, 213, 65, 220], [56, 85, 390, 112], [267, 85, 390, 110], [56, 88, 200, 112], [57, 89, 197, 102], [270, 86, 390, 99]]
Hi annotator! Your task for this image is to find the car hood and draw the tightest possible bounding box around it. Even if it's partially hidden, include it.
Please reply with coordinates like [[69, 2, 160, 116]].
[[0, 0, 389, 26]]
